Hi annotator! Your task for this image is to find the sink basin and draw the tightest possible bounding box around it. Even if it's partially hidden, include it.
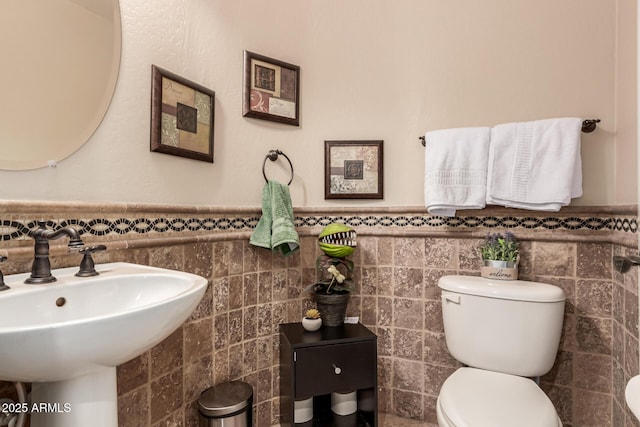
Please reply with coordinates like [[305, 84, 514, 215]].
[[0, 262, 208, 427]]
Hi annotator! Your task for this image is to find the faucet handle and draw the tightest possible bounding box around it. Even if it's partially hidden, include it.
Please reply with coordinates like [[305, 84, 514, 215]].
[[75, 245, 107, 277], [0, 255, 9, 291], [80, 245, 107, 254]]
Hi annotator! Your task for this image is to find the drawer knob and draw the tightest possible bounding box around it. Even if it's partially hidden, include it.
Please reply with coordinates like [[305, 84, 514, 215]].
[[333, 364, 342, 375]]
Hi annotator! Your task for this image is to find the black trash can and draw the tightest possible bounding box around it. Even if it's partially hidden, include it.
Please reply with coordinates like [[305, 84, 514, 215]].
[[198, 381, 253, 427]]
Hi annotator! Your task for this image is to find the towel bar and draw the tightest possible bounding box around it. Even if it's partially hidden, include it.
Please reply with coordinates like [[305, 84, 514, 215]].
[[419, 118, 600, 146], [262, 149, 294, 185]]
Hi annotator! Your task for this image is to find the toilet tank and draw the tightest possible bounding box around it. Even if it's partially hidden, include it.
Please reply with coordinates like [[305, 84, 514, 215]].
[[438, 275, 565, 377]]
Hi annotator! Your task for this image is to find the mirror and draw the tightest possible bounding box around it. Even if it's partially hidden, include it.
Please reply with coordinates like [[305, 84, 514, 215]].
[[0, 0, 121, 170]]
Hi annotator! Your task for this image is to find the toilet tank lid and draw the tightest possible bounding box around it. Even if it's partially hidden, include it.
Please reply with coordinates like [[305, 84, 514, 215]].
[[438, 275, 566, 302]]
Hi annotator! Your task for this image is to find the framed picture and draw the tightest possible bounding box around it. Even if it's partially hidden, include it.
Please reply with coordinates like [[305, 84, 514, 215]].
[[324, 140, 384, 199], [242, 50, 300, 126], [150, 65, 215, 163]]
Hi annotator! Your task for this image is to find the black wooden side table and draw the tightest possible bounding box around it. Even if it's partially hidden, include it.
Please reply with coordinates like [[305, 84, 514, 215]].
[[279, 322, 378, 427]]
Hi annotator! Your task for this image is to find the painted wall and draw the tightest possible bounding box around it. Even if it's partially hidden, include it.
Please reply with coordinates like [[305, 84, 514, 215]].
[[1, 0, 635, 207]]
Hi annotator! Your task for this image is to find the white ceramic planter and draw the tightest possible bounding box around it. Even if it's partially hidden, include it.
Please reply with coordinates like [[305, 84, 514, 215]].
[[302, 317, 322, 331]]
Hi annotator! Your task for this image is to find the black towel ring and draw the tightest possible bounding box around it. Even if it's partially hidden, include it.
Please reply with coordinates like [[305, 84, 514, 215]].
[[262, 149, 294, 185]]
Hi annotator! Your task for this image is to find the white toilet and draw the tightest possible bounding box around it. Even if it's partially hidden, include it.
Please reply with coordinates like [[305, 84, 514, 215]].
[[437, 275, 566, 427]]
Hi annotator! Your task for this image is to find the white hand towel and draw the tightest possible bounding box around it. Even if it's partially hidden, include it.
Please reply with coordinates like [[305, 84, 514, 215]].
[[424, 127, 491, 217], [486, 118, 583, 211]]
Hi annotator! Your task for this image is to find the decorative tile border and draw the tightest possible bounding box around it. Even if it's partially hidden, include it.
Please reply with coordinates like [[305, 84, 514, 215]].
[[1, 211, 636, 242], [0, 217, 260, 241], [299, 214, 637, 232]]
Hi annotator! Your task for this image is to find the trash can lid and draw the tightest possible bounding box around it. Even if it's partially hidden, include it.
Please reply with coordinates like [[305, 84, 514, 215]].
[[198, 381, 253, 417]]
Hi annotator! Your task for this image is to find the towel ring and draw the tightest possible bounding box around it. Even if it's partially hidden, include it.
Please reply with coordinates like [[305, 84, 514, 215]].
[[262, 149, 294, 185]]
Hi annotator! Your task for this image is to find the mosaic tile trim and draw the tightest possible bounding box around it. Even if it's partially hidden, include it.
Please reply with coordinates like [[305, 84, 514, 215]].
[[1, 214, 636, 242]]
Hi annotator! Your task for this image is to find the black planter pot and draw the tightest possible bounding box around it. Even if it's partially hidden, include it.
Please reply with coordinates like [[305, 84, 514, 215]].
[[313, 292, 350, 327]]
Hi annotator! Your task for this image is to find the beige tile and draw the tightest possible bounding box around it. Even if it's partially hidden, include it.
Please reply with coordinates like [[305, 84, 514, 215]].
[[379, 412, 437, 426], [183, 355, 212, 403], [576, 279, 612, 317], [574, 353, 612, 393], [393, 359, 424, 391], [183, 242, 213, 278], [212, 241, 230, 278], [394, 267, 424, 298], [393, 389, 424, 420], [576, 316, 612, 355], [394, 238, 425, 268], [625, 288, 640, 337], [183, 318, 213, 365], [393, 298, 424, 330], [150, 369, 183, 423], [577, 242, 612, 280], [150, 328, 183, 378], [533, 241, 576, 277], [229, 275, 244, 310], [117, 353, 150, 395], [393, 328, 424, 361], [149, 246, 184, 272], [243, 272, 259, 306], [360, 236, 378, 266], [424, 238, 457, 269], [117, 386, 149, 427], [573, 388, 611, 426]]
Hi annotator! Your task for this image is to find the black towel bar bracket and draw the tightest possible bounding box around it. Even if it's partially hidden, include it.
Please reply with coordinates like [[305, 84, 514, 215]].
[[419, 118, 600, 146], [613, 255, 640, 274], [262, 149, 294, 185]]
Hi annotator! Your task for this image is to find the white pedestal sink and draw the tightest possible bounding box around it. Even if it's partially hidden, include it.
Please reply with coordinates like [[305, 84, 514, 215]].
[[0, 262, 208, 427]]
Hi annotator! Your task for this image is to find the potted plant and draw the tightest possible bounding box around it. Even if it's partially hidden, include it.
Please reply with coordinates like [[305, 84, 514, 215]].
[[302, 308, 322, 331], [304, 254, 355, 327], [478, 232, 519, 280], [303, 223, 357, 327]]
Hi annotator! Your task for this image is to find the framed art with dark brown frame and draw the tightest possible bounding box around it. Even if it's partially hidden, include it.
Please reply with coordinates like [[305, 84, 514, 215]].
[[324, 140, 384, 199], [242, 50, 300, 126], [150, 65, 215, 163]]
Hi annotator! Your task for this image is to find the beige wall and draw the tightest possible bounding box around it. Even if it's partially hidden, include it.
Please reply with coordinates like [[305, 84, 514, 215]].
[[616, 0, 638, 204], [0, 0, 635, 206]]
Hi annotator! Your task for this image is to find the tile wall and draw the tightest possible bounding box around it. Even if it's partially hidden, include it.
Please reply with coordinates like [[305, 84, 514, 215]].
[[0, 203, 637, 426]]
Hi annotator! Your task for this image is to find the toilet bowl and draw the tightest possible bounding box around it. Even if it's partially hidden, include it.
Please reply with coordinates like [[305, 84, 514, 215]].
[[436, 368, 562, 427], [437, 275, 566, 427]]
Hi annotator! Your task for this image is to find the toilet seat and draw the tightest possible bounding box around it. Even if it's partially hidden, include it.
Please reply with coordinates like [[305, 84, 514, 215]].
[[437, 367, 562, 427]]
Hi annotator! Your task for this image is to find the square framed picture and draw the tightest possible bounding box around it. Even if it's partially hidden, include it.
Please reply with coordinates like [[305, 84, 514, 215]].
[[242, 50, 300, 126], [324, 140, 384, 199], [150, 65, 214, 163]]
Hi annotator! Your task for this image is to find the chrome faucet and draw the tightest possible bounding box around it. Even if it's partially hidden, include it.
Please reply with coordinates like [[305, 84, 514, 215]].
[[25, 221, 84, 284]]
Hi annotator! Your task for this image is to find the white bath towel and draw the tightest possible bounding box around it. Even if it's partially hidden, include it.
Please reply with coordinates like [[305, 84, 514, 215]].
[[424, 127, 491, 217], [486, 118, 583, 211]]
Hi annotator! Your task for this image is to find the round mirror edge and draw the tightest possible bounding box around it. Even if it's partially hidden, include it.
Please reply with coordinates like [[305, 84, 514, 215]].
[[0, 0, 123, 171]]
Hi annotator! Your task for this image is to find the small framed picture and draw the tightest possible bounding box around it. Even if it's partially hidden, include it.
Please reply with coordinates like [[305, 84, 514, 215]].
[[150, 65, 215, 163], [242, 50, 300, 126], [325, 140, 384, 199]]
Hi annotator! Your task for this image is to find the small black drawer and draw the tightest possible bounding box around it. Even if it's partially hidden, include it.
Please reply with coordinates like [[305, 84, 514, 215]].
[[294, 341, 376, 398]]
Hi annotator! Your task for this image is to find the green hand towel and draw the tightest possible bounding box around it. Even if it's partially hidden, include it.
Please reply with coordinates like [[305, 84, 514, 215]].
[[250, 180, 299, 256]]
